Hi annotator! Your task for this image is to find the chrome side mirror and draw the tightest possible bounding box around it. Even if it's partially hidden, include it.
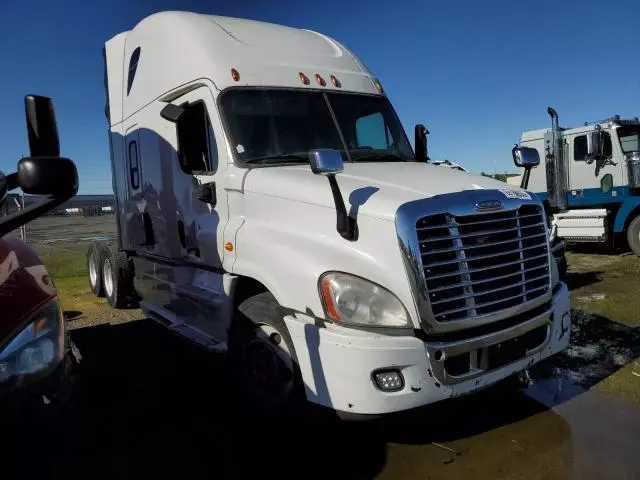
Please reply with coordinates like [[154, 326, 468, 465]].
[[587, 131, 602, 157], [308, 149, 356, 241], [512, 146, 540, 168], [309, 149, 344, 176]]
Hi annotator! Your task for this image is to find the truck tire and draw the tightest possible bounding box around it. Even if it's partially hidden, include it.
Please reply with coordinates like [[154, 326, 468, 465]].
[[227, 292, 306, 416], [102, 247, 135, 309], [627, 216, 640, 256], [87, 243, 104, 297]]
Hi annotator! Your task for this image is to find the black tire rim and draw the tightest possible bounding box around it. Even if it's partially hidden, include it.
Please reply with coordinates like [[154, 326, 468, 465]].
[[242, 324, 294, 404]]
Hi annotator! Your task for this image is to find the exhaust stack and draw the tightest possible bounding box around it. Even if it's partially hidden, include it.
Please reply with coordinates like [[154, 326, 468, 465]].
[[545, 106, 568, 210]]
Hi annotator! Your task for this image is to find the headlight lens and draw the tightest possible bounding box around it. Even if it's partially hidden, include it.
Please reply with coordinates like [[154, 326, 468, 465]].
[[319, 272, 411, 328], [0, 299, 65, 384]]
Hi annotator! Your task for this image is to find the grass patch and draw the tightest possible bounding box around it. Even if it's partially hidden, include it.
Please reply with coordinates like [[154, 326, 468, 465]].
[[596, 360, 640, 406], [36, 248, 106, 313], [567, 253, 640, 327], [39, 249, 87, 278]]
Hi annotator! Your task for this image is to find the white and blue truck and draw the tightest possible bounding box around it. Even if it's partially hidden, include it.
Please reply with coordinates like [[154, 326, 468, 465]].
[[516, 107, 640, 255]]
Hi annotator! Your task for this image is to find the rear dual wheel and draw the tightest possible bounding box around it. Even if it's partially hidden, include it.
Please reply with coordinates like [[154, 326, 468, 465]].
[[87, 243, 104, 297], [101, 247, 136, 309]]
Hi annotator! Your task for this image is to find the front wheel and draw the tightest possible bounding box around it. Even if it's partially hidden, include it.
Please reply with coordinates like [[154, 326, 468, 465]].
[[227, 293, 306, 416], [627, 216, 640, 256]]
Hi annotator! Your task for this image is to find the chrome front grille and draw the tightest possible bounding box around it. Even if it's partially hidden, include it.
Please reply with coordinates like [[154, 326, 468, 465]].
[[416, 205, 550, 323]]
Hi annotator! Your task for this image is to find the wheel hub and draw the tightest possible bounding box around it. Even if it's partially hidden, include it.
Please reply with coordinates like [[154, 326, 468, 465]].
[[103, 259, 114, 298], [89, 254, 97, 287], [243, 325, 294, 401]]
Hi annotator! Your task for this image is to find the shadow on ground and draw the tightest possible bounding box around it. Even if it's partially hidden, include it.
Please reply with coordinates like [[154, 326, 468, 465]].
[[2, 306, 637, 479], [566, 241, 629, 256], [564, 271, 604, 291]]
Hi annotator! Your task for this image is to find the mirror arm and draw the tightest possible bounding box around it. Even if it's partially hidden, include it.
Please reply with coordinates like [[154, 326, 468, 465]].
[[520, 167, 532, 190], [327, 175, 358, 241]]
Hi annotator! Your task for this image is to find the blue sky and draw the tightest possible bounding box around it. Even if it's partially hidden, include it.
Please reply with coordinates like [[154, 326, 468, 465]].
[[1, 0, 640, 194]]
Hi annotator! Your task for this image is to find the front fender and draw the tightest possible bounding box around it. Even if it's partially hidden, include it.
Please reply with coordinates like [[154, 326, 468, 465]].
[[231, 193, 419, 326]]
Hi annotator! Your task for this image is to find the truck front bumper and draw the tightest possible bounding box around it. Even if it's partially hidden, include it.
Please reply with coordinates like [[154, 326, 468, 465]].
[[285, 282, 570, 416]]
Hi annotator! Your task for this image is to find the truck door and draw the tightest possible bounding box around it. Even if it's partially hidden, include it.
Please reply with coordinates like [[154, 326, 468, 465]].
[[123, 126, 155, 250], [161, 86, 227, 270], [567, 130, 621, 205]]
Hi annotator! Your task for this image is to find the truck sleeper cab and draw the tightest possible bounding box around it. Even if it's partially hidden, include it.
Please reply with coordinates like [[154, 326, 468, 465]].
[[90, 11, 571, 416]]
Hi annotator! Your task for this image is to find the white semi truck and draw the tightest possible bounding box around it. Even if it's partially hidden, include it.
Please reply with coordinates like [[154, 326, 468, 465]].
[[516, 108, 640, 255], [87, 11, 571, 417]]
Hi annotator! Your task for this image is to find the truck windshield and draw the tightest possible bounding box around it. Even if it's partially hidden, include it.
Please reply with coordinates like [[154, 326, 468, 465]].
[[219, 89, 415, 165], [617, 126, 640, 153]]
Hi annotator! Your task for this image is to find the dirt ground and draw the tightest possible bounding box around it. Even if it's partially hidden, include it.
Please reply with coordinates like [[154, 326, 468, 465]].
[[2, 216, 640, 479]]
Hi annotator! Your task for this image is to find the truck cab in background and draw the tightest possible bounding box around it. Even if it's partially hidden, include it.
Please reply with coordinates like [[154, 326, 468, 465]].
[[89, 12, 571, 417], [0, 95, 79, 417], [517, 107, 640, 255]]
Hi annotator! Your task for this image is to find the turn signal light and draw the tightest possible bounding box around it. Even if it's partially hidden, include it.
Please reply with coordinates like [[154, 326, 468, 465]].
[[299, 72, 310, 85], [373, 78, 384, 94]]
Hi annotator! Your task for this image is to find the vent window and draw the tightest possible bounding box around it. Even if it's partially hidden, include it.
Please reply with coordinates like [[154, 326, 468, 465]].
[[127, 47, 141, 96]]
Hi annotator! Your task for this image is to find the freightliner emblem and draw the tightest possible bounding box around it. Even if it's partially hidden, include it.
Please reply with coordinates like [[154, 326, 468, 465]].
[[475, 200, 503, 212]]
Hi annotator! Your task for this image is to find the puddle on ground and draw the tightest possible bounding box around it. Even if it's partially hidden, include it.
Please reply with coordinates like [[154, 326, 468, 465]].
[[373, 308, 640, 479], [79, 235, 112, 241]]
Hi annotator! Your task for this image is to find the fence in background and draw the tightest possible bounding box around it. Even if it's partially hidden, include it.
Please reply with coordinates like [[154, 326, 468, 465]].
[[2, 195, 118, 248]]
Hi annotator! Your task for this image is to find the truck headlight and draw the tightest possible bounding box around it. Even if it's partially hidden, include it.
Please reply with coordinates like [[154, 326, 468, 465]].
[[0, 299, 65, 384], [319, 272, 411, 328]]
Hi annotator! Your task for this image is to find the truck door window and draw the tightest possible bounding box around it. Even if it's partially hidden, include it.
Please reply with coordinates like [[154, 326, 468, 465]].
[[176, 101, 217, 174], [128, 140, 140, 189], [574, 135, 587, 161], [603, 133, 612, 157], [574, 132, 612, 160]]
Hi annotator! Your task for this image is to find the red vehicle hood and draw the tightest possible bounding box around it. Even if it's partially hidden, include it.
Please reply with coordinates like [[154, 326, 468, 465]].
[[0, 237, 56, 342]]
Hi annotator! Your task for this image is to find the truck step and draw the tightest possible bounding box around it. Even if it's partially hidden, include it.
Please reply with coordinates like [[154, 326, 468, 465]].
[[171, 324, 227, 353], [140, 301, 227, 353]]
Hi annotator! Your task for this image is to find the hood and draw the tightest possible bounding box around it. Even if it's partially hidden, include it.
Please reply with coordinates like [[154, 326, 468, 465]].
[[0, 237, 56, 341], [243, 162, 518, 220]]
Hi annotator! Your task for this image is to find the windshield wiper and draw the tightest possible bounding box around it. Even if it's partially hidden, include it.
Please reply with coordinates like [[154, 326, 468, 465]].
[[246, 153, 309, 165], [352, 152, 410, 162]]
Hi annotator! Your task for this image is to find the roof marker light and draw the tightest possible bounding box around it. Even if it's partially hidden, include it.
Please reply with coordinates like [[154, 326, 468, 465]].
[[373, 78, 384, 94], [299, 72, 310, 85], [231, 68, 240, 81], [315, 74, 326, 87], [330, 75, 341, 88]]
